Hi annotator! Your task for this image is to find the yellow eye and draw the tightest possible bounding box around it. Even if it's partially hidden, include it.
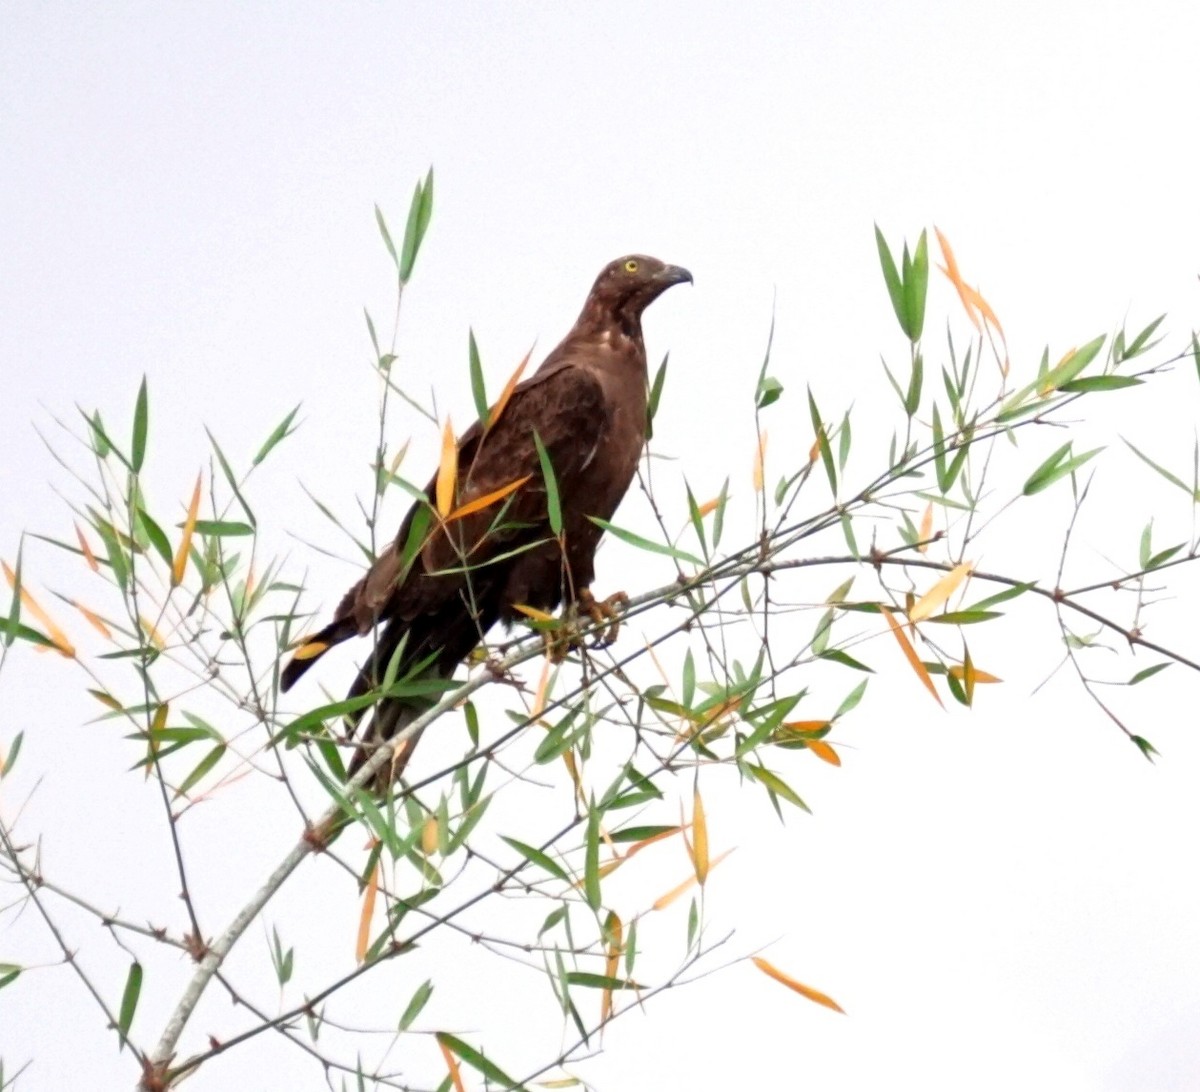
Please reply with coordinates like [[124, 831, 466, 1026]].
[[623, 259, 639, 273]]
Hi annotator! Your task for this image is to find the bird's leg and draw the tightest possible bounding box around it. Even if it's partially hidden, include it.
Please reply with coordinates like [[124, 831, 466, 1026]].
[[576, 587, 629, 648]]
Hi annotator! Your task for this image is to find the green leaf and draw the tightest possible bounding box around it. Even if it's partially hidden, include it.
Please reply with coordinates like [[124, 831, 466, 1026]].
[[875, 225, 909, 339], [204, 427, 257, 527], [1124, 440, 1198, 500], [3, 541, 22, 650], [190, 520, 255, 537], [399, 168, 434, 282], [1058, 375, 1142, 393], [467, 329, 489, 425], [834, 678, 868, 719], [1041, 334, 1106, 390], [131, 377, 149, 473], [584, 805, 602, 911], [646, 353, 669, 438], [252, 404, 302, 466], [0, 963, 21, 990], [398, 979, 433, 1031], [1129, 663, 1170, 685], [375, 203, 399, 269], [1, 731, 23, 776], [173, 743, 225, 798], [533, 431, 563, 536], [1120, 314, 1165, 361], [1022, 442, 1102, 495], [566, 972, 642, 990], [435, 1032, 528, 1092], [588, 516, 703, 567], [610, 823, 679, 843], [902, 230, 929, 342], [807, 388, 837, 496], [966, 581, 1035, 612], [500, 836, 570, 883], [746, 763, 810, 812], [818, 648, 874, 672], [1131, 735, 1159, 762], [89, 410, 112, 457], [922, 610, 1002, 625], [117, 962, 143, 1047], [756, 375, 784, 409], [137, 509, 173, 568]]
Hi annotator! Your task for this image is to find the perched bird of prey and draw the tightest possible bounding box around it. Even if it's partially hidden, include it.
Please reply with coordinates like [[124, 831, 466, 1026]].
[[281, 255, 692, 786]]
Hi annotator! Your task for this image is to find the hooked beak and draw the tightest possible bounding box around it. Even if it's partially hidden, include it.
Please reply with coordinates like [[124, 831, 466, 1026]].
[[659, 264, 694, 287]]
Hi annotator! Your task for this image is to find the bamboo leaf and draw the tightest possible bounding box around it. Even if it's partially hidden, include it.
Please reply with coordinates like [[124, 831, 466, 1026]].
[[252, 404, 302, 466], [173, 743, 225, 798], [117, 962, 143, 1046], [752, 956, 845, 1014], [436, 1032, 528, 1092], [909, 561, 973, 622], [880, 606, 943, 707], [588, 517, 703, 567], [436, 418, 457, 518], [398, 979, 434, 1031], [533, 431, 562, 535], [467, 328, 488, 425], [131, 377, 149, 473]]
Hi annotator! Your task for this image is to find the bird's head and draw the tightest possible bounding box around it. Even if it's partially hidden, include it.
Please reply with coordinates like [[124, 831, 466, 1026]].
[[585, 255, 693, 326]]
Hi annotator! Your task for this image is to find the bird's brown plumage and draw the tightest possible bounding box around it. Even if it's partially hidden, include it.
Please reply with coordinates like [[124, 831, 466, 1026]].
[[281, 255, 692, 784]]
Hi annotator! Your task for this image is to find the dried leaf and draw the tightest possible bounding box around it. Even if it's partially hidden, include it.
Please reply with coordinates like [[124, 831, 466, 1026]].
[[880, 606, 943, 707], [807, 740, 841, 766], [446, 475, 531, 523], [2, 563, 74, 657], [917, 502, 933, 552], [909, 561, 973, 622], [69, 600, 113, 639], [172, 473, 202, 587], [753, 430, 768, 492], [487, 346, 533, 431], [74, 523, 99, 572], [652, 848, 733, 910], [437, 1036, 467, 1092], [355, 854, 379, 963], [752, 956, 845, 1014], [692, 787, 709, 885]]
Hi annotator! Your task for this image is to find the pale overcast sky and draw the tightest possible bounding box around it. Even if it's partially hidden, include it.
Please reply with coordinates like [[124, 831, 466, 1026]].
[[3, 3, 1200, 1090]]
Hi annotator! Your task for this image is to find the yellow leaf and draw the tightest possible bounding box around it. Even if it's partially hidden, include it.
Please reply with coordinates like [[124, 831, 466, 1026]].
[[624, 825, 684, 860], [692, 787, 709, 885], [2, 562, 75, 657], [422, 815, 440, 856], [949, 664, 1001, 683], [751, 956, 845, 1014], [438, 1036, 467, 1092], [435, 418, 457, 518], [532, 656, 552, 719], [388, 439, 410, 475], [355, 853, 379, 963], [446, 474, 532, 523], [697, 496, 721, 517], [511, 602, 555, 623], [808, 426, 825, 466], [917, 502, 933, 553], [89, 689, 122, 711], [753, 430, 768, 493], [652, 848, 733, 911], [487, 346, 532, 431], [74, 522, 99, 572], [139, 615, 165, 650], [172, 472, 202, 587], [880, 605, 943, 708], [909, 561, 973, 622], [807, 739, 841, 766]]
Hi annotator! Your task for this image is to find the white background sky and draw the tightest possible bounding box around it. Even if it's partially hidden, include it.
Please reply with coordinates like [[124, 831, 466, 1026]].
[[3, 3, 1200, 1090]]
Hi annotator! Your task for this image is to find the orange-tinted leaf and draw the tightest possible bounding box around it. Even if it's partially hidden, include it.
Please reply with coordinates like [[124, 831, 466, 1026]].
[[74, 523, 99, 572], [446, 474, 532, 523], [532, 656, 551, 719], [909, 561, 973, 622], [753, 431, 768, 492], [807, 740, 841, 766], [437, 1036, 467, 1092], [697, 496, 720, 517], [691, 787, 709, 884], [355, 854, 379, 963], [807, 426, 825, 466], [781, 719, 830, 735], [69, 600, 113, 639], [2, 563, 74, 657], [917, 502, 933, 553], [487, 345, 532, 431], [623, 825, 685, 860], [435, 418, 457, 518], [89, 689, 122, 710], [751, 956, 845, 1014], [880, 606, 943, 707], [652, 848, 733, 910], [172, 473, 202, 587], [934, 227, 981, 333]]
